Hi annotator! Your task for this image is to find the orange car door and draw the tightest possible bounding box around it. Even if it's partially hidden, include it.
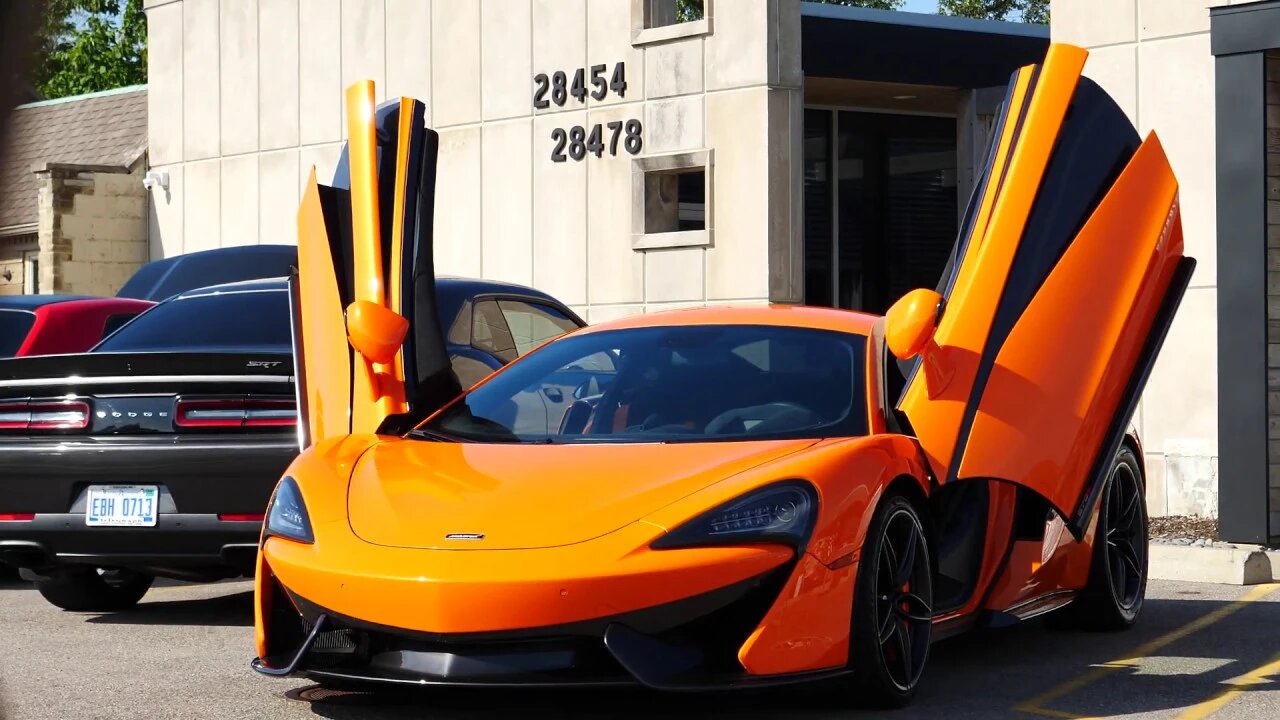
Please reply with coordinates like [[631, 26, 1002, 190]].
[[895, 43, 1195, 536], [292, 81, 461, 446]]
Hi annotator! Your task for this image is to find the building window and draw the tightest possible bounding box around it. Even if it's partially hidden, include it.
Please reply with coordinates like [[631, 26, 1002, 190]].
[[632, 0, 712, 46], [645, 168, 705, 232], [802, 109, 958, 315], [632, 150, 713, 250]]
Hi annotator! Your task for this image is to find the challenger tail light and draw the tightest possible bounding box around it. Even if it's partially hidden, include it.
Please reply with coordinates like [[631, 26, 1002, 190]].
[[0, 400, 90, 431], [175, 398, 297, 429], [218, 513, 265, 522]]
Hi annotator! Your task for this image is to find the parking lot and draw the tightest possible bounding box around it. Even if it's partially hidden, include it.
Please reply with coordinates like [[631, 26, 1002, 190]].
[[0, 577, 1275, 719]]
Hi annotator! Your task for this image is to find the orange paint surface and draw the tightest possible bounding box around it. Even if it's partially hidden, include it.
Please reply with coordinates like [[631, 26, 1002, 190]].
[[957, 134, 1181, 513], [738, 552, 856, 675], [900, 46, 1086, 485], [295, 170, 352, 444]]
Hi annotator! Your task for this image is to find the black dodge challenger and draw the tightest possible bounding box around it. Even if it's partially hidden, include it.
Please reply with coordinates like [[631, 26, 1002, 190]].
[[0, 276, 583, 610]]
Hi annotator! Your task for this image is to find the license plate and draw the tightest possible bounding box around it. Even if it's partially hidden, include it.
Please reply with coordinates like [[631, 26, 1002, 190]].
[[85, 485, 158, 527]]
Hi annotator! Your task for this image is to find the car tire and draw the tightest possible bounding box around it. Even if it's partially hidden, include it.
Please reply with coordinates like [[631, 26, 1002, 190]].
[[1047, 445, 1148, 632], [840, 491, 934, 708], [35, 567, 154, 612]]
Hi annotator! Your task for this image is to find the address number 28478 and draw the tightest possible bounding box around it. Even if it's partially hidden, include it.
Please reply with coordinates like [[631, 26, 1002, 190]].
[[551, 120, 643, 163]]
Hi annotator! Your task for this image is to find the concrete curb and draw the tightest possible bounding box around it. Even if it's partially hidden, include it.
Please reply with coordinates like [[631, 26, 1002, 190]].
[[1148, 542, 1276, 585]]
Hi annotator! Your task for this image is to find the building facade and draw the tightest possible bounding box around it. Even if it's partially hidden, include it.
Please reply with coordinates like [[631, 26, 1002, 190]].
[[142, 0, 1042, 321], [145, 0, 808, 323], [141, 0, 1253, 538]]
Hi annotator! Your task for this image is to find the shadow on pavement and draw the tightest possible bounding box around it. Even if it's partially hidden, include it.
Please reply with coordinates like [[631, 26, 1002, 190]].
[[0, 565, 27, 590], [85, 589, 254, 628], [912, 591, 1280, 719], [292, 683, 838, 720], [281, 593, 1280, 720]]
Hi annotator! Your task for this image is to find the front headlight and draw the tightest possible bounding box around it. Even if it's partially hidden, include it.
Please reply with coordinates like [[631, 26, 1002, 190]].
[[651, 481, 817, 550], [264, 476, 314, 544]]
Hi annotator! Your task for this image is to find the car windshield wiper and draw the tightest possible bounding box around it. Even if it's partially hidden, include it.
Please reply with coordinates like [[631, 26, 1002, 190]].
[[407, 428, 463, 443]]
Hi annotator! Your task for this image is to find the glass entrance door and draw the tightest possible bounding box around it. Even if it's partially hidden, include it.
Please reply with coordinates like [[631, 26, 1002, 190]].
[[803, 109, 958, 315]]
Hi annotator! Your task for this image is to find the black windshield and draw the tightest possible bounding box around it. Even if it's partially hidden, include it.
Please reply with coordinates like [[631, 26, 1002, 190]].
[[94, 290, 292, 354], [423, 324, 868, 444], [0, 310, 36, 358]]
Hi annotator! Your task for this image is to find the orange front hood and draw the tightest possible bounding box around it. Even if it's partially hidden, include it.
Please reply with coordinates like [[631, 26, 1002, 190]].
[[346, 438, 817, 550]]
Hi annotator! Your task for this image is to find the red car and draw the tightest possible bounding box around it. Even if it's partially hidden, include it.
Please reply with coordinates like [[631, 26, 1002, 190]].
[[0, 295, 154, 358]]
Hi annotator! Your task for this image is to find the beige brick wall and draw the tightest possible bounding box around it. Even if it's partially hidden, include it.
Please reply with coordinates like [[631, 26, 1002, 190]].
[[36, 164, 149, 295], [144, 0, 804, 321]]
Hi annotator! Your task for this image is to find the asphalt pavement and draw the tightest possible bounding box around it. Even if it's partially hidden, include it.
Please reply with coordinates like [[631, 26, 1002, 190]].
[[0, 577, 1277, 719]]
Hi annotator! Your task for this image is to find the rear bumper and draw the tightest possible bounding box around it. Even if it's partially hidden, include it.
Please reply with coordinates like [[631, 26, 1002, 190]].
[[0, 435, 296, 515], [0, 514, 261, 575]]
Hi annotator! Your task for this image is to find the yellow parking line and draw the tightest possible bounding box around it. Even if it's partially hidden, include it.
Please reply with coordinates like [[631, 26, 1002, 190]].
[[1013, 583, 1280, 718], [1173, 650, 1280, 720]]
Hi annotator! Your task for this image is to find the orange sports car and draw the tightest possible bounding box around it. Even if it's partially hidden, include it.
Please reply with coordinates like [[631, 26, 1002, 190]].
[[252, 43, 1194, 706]]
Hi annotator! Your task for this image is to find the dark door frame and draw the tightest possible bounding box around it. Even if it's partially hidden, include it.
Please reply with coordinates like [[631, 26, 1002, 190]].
[[801, 107, 959, 315], [1211, 0, 1280, 544]]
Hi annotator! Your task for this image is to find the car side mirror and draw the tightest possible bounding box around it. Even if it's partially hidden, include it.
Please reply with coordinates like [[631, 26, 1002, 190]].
[[346, 300, 408, 365], [573, 376, 601, 400], [885, 288, 954, 398], [885, 289, 944, 360]]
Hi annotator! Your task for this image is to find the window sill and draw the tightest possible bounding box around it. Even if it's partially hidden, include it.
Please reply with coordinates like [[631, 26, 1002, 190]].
[[632, 18, 712, 47], [633, 229, 712, 250]]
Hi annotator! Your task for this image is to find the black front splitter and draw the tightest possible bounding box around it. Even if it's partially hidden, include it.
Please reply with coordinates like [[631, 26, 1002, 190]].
[[602, 623, 851, 692], [252, 615, 849, 692]]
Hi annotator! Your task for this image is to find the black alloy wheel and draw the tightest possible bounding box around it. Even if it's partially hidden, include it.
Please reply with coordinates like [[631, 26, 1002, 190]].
[[1103, 458, 1146, 614], [1046, 445, 1148, 631], [844, 492, 934, 707]]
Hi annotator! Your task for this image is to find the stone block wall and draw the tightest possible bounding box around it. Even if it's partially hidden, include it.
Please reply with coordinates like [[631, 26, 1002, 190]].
[[35, 163, 149, 295]]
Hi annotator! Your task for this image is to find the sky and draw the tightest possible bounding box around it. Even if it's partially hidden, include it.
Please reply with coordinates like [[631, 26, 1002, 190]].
[[902, 0, 940, 12]]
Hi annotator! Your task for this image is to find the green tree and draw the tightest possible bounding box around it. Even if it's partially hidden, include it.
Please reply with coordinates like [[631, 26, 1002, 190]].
[[1022, 0, 1049, 23], [678, 0, 903, 22], [807, 0, 905, 9], [939, 0, 1049, 23], [938, 0, 1019, 20], [33, 0, 146, 100]]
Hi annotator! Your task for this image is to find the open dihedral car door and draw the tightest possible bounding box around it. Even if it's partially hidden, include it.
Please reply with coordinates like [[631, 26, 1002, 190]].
[[290, 81, 461, 447], [896, 44, 1195, 537]]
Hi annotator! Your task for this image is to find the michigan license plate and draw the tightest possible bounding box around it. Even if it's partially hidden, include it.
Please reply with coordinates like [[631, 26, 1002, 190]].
[[85, 485, 158, 527]]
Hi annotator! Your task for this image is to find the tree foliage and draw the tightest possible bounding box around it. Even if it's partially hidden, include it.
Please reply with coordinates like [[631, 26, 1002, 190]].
[[807, 0, 906, 9], [939, 0, 1049, 23], [677, 0, 1047, 25], [678, 0, 903, 22], [1021, 0, 1049, 23], [33, 0, 146, 100]]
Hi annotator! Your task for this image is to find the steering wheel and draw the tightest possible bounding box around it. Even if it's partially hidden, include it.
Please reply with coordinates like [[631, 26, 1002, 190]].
[[704, 402, 815, 436]]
